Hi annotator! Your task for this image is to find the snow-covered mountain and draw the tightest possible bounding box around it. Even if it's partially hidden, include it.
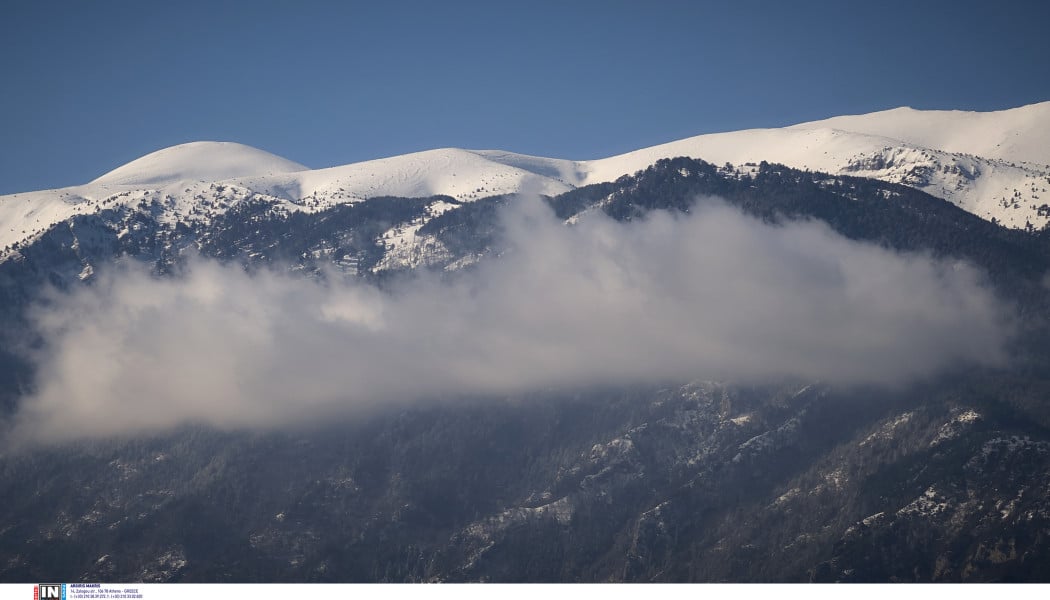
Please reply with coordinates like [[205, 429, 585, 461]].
[[2, 102, 1048, 255], [3, 132, 1050, 584]]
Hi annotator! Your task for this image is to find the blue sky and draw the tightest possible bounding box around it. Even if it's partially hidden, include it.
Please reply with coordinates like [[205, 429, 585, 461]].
[[2, 0, 1048, 194]]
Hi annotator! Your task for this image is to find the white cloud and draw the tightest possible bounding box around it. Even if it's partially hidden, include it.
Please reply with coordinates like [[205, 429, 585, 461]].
[[5, 198, 1014, 445]]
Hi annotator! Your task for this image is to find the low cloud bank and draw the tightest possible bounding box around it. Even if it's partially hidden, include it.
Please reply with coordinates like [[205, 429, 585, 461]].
[[7, 198, 1013, 444]]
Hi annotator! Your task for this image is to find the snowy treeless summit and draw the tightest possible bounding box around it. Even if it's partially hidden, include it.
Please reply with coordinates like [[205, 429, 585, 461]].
[[2, 101, 1048, 255], [91, 141, 308, 187]]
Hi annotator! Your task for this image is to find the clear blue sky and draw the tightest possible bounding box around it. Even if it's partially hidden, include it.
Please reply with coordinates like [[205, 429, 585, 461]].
[[2, 0, 1048, 194]]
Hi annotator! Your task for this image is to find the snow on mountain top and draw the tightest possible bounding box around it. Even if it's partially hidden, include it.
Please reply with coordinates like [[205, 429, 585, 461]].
[[574, 104, 1050, 230], [2, 101, 1049, 256], [469, 150, 584, 187], [91, 141, 308, 187], [788, 101, 1050, 166], [579, 127, 898, 185], [233, 147, 578, 205]]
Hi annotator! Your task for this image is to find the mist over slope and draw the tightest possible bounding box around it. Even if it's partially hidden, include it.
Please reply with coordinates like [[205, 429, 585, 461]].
[[6, 198, 1013, 445]]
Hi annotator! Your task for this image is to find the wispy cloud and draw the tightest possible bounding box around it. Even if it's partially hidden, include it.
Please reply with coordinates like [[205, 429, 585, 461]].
[[6, 198, 1014, 445]]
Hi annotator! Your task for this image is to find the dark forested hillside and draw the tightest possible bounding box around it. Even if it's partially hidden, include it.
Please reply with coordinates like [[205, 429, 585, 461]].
[[2, 158, 1050, 582]]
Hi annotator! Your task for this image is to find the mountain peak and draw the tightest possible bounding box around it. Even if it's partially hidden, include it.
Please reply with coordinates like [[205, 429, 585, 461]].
[[787, 101, 1050, 165], [91, 141, 308, 187]]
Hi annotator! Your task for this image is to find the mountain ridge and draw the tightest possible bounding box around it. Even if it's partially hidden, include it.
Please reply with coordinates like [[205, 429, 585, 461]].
[[2, 102, 1049, 254]]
